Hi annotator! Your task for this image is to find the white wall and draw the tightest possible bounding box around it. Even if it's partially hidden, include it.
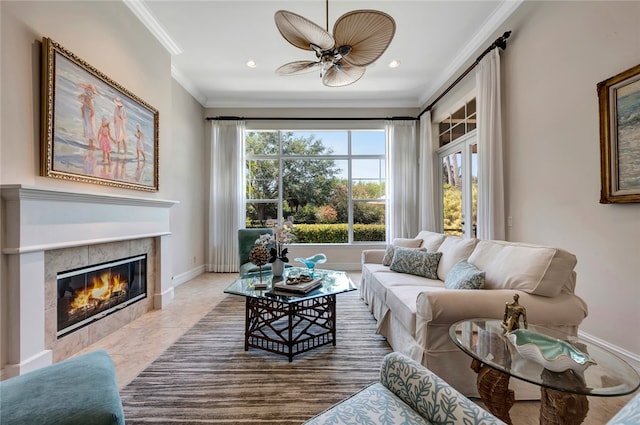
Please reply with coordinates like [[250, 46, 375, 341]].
[[499, 1, 640, 357], [0, 2, 206, 292], [169, 80, 207, 284]]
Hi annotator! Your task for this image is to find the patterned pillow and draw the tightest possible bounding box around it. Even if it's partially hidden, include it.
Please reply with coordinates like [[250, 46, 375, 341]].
[[382, 238, 423, 266], [390, 247, 442, 279], [445, 259, 485, 289]]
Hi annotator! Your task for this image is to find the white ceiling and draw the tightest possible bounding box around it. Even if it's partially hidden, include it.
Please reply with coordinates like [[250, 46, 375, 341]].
[[125, 0, 522, 109]]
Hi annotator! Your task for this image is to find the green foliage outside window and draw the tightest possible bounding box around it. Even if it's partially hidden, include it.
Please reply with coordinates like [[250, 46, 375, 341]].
[[245, 130, 386, 242]]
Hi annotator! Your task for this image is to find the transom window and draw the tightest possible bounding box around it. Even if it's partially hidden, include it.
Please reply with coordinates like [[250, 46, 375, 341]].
[[245, 129, 386, 243], [438, 98, 476, 147]]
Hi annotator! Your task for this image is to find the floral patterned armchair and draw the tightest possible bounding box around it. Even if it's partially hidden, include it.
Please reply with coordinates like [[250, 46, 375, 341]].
[[303, 352, 505, 425]]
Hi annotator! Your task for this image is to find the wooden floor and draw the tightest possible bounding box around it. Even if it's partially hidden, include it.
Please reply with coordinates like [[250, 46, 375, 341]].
[[79, 271, 636, 425]]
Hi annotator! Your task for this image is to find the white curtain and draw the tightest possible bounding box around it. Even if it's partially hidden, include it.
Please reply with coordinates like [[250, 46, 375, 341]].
[[418, 111, 437, 232], [207, 120, 246, 272], [476, 49, 505, 240], [386, 120, 419, 240]]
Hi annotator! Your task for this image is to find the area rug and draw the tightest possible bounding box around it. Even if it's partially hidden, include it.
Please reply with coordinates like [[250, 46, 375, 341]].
[[120, 289, 392, 424]]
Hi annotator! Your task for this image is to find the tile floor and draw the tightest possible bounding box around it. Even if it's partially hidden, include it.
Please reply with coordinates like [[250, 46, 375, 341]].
[[79, 271, 635, 425]]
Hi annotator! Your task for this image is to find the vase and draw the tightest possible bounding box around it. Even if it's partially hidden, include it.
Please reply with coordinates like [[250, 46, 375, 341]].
[[271, 258, 285, 277]]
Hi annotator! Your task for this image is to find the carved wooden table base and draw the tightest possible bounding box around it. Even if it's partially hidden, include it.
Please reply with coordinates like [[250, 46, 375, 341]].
[[471, 359, 514, 424], [470, 360, 590, 425]]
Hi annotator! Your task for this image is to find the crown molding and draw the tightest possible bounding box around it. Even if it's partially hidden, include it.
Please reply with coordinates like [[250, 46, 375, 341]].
[[123, 0, 182, 56]]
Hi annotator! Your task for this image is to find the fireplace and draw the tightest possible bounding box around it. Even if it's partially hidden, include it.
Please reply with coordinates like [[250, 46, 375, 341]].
[[57, 254, 147, 338]]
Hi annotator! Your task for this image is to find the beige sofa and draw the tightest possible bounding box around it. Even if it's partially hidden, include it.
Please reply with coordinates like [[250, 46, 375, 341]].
[[360, 230, 588, 398]]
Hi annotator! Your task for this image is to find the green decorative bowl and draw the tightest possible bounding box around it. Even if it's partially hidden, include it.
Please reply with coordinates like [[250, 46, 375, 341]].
[[507, 329, 597, 373]]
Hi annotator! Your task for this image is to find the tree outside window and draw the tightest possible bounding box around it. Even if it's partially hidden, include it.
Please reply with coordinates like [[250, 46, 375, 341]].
[[245, 130, 386, 243]]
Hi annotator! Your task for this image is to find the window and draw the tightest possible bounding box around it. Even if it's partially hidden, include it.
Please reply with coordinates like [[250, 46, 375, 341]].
[[245, 129, 386, 243], [438, 99, 476, 147], [437, 98, 477, 238]]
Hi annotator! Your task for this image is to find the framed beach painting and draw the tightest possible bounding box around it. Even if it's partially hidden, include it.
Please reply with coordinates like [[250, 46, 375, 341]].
[[41, 37, 159, 191], [598, 63, 640, 204]]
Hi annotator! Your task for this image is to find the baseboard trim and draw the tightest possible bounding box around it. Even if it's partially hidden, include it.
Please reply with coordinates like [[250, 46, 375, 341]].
[[2, 349, 53, 379], [172, 265, 206, 287], [578, 329, 640, 372]]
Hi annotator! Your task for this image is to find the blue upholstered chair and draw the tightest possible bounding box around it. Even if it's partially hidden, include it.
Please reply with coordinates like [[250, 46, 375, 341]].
[[304, 352, 505, 425], [0, 349, 125, 424], [607, 391, 640, 424], [238, 228, 273, 276]]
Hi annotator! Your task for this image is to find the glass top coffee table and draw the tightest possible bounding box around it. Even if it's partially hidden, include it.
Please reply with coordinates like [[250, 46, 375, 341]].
[[224, 267, 356, 361], [449, 319, 640, 425]]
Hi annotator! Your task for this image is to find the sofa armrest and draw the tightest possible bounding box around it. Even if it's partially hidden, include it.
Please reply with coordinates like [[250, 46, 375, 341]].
[[380, 352, 505, 424], [361, 249, 385, 264], [416, 289, 588, 326]]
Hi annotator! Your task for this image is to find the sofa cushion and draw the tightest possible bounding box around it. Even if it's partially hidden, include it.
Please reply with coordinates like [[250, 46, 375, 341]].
[[368, 266, 444, 308], [382, 238, 423, 265], [386, 285, 444, 336], [445, 260, 485, 289], [415, 230, 446, 252], [390, 247, 441, 279], [436, 236, 479, 281], [468, 240, 577, 297]]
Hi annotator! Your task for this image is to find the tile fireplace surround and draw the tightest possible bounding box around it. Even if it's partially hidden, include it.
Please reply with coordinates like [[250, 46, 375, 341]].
[[0, 185, 177, 379]]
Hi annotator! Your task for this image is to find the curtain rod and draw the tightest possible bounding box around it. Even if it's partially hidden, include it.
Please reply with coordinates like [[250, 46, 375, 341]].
[[205, 116, 416, 121], [416, 30, 511, 119], [205, 31, 511, 123]]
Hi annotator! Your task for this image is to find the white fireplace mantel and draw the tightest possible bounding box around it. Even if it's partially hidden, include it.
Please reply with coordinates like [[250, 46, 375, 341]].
[[1, 184, 178, 377]]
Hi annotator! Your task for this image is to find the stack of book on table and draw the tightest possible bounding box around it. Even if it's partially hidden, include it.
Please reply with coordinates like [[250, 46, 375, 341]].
[[273, 275, 322, 294]]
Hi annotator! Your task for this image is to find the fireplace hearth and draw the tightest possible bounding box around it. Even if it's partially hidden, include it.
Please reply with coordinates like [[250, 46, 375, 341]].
[[57, 255, 147, 337]]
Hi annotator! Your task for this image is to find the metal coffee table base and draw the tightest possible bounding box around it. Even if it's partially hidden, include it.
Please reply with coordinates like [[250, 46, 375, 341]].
[[244, 294, 336, 361]]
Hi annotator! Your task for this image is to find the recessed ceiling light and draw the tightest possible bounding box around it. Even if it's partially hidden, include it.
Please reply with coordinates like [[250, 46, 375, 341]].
[[388, 60, 401, 68], [246, 60, 257, 68]]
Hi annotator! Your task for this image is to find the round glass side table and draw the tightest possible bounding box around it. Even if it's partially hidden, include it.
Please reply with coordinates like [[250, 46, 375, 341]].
[[449, 319, 640, 425]]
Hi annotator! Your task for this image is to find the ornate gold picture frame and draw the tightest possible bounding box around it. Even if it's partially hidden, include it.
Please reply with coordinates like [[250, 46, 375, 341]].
[[598, 63, 640, 204], [41, 37, 159, 191]]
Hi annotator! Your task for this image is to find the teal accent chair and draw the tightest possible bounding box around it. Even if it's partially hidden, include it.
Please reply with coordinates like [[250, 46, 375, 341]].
[[238, 228, 273, 277], [304, 352, 506, 425], [0, 349, 125, 425]]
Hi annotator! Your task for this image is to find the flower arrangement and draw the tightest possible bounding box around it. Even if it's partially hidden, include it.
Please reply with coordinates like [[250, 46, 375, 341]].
[[255, 218, 296, 263]]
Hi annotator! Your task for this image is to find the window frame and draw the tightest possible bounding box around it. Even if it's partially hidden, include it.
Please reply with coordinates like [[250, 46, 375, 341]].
[[244, 127, 387, 244], [436, 129, 478, 238]]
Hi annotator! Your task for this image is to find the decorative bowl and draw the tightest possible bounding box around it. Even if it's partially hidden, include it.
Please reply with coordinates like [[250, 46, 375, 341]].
[[506, 329, 597, 373]]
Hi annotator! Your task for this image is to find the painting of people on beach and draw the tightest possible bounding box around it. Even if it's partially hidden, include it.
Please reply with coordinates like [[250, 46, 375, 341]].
[[41, 37, 159, 191]]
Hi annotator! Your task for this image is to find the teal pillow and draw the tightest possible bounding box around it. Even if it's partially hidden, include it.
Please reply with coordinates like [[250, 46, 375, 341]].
[[445, 259, 485, 289], [390, 247, 441, 279]]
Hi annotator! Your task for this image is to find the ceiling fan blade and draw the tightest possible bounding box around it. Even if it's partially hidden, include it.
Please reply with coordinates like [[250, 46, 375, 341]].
[[274, 10, 335, 52], [276, 61, 321, 76], [333, 10, 396, 67], [322, 62, 366, 87]]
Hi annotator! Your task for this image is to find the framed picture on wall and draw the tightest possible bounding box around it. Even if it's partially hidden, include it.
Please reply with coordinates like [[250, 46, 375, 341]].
[[41, 37, 159, 191], [597, 63, 640, 204]]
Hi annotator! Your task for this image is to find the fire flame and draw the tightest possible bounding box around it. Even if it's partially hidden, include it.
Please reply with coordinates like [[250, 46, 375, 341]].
[[69, 271, 128, 314]]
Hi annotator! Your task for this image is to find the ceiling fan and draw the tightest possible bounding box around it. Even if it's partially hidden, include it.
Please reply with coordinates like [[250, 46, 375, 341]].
[[274, 0, 396, 87]]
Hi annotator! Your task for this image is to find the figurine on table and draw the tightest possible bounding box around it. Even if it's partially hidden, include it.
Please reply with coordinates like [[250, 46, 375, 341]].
[[501, 293, 528, 333]]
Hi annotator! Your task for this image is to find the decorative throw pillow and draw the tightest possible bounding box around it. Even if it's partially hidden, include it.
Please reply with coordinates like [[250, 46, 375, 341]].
[[445, 259, 485, 289], [382, 238, 423, 266], [390, 247, 442, 279]]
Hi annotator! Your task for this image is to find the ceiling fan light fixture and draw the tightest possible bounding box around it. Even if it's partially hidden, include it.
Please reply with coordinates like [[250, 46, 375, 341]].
[[274, 2, 395, 87]]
